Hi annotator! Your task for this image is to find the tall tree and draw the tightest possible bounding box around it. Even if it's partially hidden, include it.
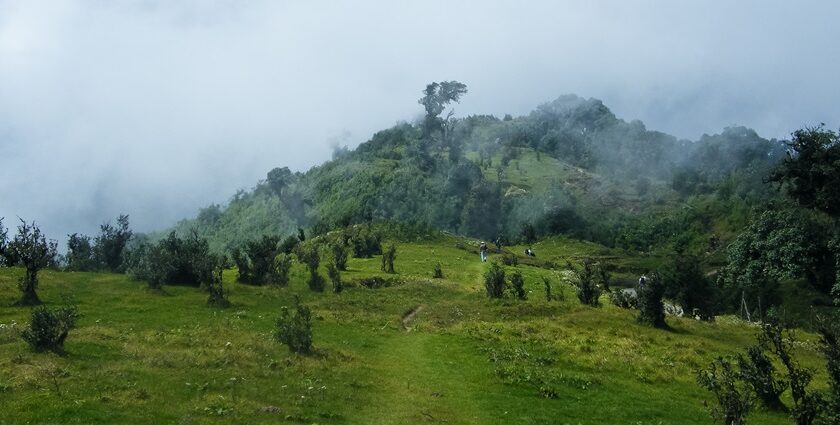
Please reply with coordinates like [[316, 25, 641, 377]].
[[768, 126, 840, 218], [418, 81, 467, 141]]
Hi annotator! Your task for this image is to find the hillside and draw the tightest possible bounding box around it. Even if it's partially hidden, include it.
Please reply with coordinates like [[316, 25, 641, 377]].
[[167, 95, 784, 256], [0, 235, 828, 424]]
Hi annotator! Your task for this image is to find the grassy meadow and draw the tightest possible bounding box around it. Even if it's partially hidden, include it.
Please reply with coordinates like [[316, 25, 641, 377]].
[[0, 236, 829, 424]]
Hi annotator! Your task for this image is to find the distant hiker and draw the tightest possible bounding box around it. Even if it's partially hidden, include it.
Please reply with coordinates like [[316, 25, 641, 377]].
[[638, 273, 647, 288], [479, 242, 488, 262], [524, 248, 535, 257]]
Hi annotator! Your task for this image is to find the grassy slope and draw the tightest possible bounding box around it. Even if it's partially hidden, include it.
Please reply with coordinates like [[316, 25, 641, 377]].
[[0, 237, 829, 424]]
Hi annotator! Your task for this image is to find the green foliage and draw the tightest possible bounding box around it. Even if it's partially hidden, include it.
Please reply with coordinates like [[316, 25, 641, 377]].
[[418, 81, 467, 140], [817, 314, 840, 424], [595, 262, 610, 292], [6, 219, 56, 305], [21, 305, 78, 353], [65, 233, 96, 271], [94, 214, 133, 273], [484, 261, 506, 299], [347, 226, 382, 258], [637, 273, 666, 328], [576, 259, 601, 307], [736, 345, 787, 411], [206, 268, 230, 308], [501, 253, 518, 266], [759, 319, 823, 425], [696, 356, 752, 425], [233, 235, 283, 285], [768, 126, 840, 217], [330, 241, 348, 271], [542, 276, 552, 301], [128, 231, 217, 289], [274, 296, 312, 355], [661, 253, 717, 319], [302, 246, 324, 292], [509, 271, 526, 300], [432, 262, 443, 279], [272, 253, 292, 287], [327, 263, 342, 294], [381, 243, 396, 274]]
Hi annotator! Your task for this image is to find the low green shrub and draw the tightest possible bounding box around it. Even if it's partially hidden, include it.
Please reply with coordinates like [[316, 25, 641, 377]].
[[274, 296, 312, 354], [21, 306, 78, 353]]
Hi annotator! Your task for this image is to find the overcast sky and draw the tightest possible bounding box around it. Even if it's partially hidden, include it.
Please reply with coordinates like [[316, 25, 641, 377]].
[[1, 0, 839, 243]]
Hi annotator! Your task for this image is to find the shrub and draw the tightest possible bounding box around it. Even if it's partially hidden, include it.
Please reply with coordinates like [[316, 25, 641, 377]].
[[327, 263, 342, 294], [271, 253, 292, 287], [501, 254, 518, 266], [697, 356, 752, 425], [637, 273, 666, 328], [510, 271, 526, 300], [609, 290, 638, 309], [279, 235, 299, 254], [760, 320, 823, 425], [355, 276, 402, 289], [816, 314, 840, 424], [347, 227, 382, 258], [331, 241, 348, 271], [381, 244, 397, 273], [576, 259, 601, 307], [65, 233, 96, 271], [21, 306, 78, 353], [128, 231, 216, 289], [6, 219, 57, 305], [433, 262, 443, 279], [484, 262, 506, 299], [596, 263, 611, 292], [543, 276, 552, 301], [206, 268, 230, 308], [303, 246, 324, 292], [94, 214, 133, 273], [275, 296, 312, 354], [736, 345, 786, 411]]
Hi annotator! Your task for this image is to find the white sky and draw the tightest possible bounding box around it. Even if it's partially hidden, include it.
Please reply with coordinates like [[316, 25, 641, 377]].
[[1, 0, 839, 242]]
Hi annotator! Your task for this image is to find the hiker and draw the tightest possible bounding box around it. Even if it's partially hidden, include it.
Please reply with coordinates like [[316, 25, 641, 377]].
[[524, 248, 535, 257], [494, 235, 503, 252], [638, 273, 647, 288], [479, 241, 488, 262]]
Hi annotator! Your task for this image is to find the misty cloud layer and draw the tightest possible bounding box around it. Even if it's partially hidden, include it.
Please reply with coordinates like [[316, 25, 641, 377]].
[[1, 1, 838, 243]]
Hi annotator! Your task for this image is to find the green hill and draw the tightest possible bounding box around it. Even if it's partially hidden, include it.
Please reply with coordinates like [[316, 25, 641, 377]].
[[167, 94, 784, 257], [0, 235, 828, 424]]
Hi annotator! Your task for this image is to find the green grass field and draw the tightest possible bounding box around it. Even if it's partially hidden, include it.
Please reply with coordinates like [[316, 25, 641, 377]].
[[0, 236, 829, 424]]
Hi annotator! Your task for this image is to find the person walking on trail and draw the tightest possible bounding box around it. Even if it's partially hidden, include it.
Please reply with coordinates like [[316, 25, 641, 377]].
[[479, 241, 488, 262], [638, 273, 647, 288]]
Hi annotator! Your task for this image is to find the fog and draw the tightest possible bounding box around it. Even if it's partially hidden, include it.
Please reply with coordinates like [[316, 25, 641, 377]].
[[1, 0, 838, 243]]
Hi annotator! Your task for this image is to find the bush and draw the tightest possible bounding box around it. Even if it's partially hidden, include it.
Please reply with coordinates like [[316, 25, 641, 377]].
[[233, 235, 283, 285], [510, 271, 526, 300], [576, 259, 601, 307], [303, 246, 324, 292], [433, 262, 443, 279], [94, 214, 133, 273], [327, 263, 342, 294], [331, 241, 348, 271], [272, 253, 292, 287], [697, 356, 752, 425], [759, 319, 823, 425], [736, 345, 786, 411], [543, 276, 552, 301], [6, 219, 57, 305], [381, 244, 397, 273], [128, 231, 216, 289], [274, 296, 312, 354], [484, 262, 506, 299], [501, 254, 518, 266], [637, 273, 666, 328], [206, 268, 230, 308], [355, 276, 402, 289], [817, 314, 840, 424], [347, 227, 382, 258], [21, 306, 78, 353], [609, 290, 638, 309]]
